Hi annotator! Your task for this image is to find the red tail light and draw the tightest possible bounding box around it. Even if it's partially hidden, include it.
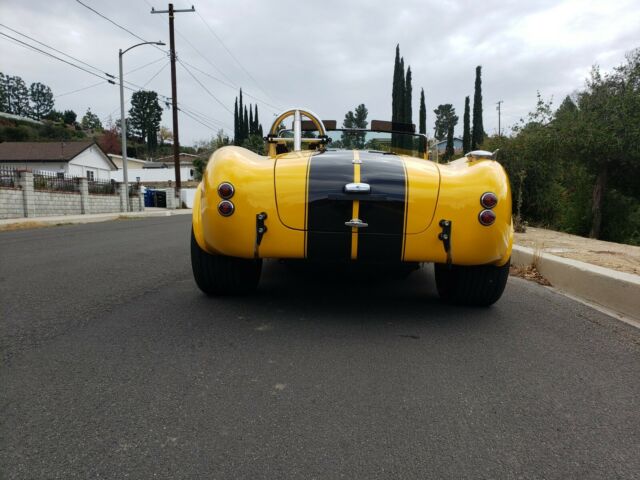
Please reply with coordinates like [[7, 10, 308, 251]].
[[217, 182, 234, 199], [218, 200, 234, 216], [480, 192, 498, 209], [478, 209, 496, 226]]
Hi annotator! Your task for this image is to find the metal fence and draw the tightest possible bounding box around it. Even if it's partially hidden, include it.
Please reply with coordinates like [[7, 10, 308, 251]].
[[88, 178, 117, 195], [33, 170, 80, 193], [0, 166, 20, 188]]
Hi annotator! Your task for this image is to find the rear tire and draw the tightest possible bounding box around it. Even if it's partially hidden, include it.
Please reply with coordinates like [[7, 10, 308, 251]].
[[191, 229, 262, 295], [434, 259, 510, 306]]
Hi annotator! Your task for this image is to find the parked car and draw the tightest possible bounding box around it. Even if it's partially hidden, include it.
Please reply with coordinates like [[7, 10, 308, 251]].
[[191, 108, 512, 305]]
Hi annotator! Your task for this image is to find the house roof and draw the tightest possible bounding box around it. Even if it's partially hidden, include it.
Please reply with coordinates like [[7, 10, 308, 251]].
[[0, 141, 116, 169], [107, 154, 150, 166]]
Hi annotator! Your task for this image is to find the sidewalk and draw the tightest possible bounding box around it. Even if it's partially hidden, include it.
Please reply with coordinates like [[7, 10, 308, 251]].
[[512, 227, 640, 325], [515, 227, 640, 276], [0, 208, 192, 231]]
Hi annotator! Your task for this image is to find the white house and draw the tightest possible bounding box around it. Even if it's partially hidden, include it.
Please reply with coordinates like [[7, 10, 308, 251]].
[[107, 154, 149, 170], [0, 141, 116, 180]]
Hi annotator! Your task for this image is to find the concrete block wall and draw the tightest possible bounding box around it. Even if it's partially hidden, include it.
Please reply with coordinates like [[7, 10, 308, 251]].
[[0, 171, 146, 219], [0, 189, 25, 219], [87, 195, 122, 214], [34, 191, 82, 217]]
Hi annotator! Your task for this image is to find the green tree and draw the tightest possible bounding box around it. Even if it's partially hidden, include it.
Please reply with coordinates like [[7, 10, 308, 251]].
[[418, 88, 426, 154], [391, 45, 405, 148], [81, 108, 103, 131], [444, 124, 454, 161], [234, 97, 239, 145], [403, 67, 413, 150], [471, 65, 484, 149], [462, 96, 471, 153], [243, 105, 249, 140], [558, 52, 640, 238], [29, 82, 54, 119], [63, 109, 77, 125], [128, 90, 163, 154], [43, 109, 64, 123], [433, 104, 458, 140], [341, 103, 368, 149], [6, 75, 30, 116], [0, 72, 7, 112], [238, 88, 244, 144]]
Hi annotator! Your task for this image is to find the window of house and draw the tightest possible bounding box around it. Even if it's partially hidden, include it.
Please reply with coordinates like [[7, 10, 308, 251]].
[[56, 172, 64, 179], [86, 170, 95, 181]]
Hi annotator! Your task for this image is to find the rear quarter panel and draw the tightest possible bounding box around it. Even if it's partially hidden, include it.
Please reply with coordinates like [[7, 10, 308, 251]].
[[403, 158, 513, 266]]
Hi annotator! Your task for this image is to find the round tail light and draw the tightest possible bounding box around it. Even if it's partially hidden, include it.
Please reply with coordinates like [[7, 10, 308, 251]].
[[217, 182, 234, 199], [218, 200, 235, 216], [480, 192, 498, 209], [478, 209, 496, 226]]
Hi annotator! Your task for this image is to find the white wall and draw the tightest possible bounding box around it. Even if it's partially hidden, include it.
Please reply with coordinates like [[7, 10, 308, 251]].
[[180, 188, 197, 208], [110, 167, 194, 183], [68, 146, 114, 181]]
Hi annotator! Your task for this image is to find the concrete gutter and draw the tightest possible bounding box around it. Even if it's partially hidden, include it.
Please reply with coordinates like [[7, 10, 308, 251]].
[[512, 245, 640, 324]]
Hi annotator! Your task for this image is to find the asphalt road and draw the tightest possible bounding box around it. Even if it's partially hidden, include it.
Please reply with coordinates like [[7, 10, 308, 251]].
[[1, 216, 639, 479]]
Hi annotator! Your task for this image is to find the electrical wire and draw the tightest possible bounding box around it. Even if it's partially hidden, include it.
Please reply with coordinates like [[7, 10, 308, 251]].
[[0, 32, 111, 82], [0, 23, 115, 78], [177, 59, 233, 115], [194, 7, 277, 105], [55, 81, 109, 98]]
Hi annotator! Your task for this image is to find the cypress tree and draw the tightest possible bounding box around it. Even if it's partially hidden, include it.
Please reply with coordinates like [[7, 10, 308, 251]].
[[254, 105, 260, 136], [419, 88, 426, 154], [243, 106, 249, 141], [391, 45, 405, 148], [444, 124, 454, 161], [404, 66, 412, 150], [471, 66, 484, 149], [238, 88, 244, 143], [462, 95, 471, 153], [233, 97, 239, 145], [249, 104, 254, 135]]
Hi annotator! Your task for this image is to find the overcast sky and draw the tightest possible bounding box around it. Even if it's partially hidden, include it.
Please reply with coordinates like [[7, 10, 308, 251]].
[[1, 0, 639, 145]]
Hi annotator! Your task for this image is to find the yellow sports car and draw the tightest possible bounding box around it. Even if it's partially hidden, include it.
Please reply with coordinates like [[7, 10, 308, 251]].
[[191, 109, 512, 305]]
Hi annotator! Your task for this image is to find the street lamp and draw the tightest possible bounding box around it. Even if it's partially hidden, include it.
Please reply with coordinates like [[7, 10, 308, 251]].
[[119, 41, 165, 211]]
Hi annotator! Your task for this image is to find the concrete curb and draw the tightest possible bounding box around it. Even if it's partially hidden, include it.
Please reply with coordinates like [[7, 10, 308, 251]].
[[512, 245, 640, 322]]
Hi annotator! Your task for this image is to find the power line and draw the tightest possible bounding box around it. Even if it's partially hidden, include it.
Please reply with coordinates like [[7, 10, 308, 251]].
[[194, 7, 277, 104], [141, 61, 170, 88], [179, 59, 282, 112], [174, 29, 236, 86], [179, 107, 230, 132], [126, 55, 167, 75], [177, 59, 233, 115], [56, 81, 108, 98], [0, 32, 112, 82], [0, 23, 115, 78]]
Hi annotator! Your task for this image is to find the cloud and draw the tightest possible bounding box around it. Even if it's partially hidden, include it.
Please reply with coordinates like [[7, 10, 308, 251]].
[[1, 0, 638, 143]]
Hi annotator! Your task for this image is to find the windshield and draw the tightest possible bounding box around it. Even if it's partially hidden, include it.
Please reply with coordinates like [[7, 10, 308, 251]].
[[277, 129, 429, 159]]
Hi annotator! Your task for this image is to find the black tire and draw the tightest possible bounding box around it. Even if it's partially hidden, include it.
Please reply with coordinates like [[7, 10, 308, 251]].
[[434, 258, 510, 306], [190, 228, 262, 295]]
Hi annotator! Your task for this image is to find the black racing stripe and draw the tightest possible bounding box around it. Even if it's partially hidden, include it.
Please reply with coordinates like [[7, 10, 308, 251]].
[[306, 152, 353, 260], [357, 155, 406, 262]]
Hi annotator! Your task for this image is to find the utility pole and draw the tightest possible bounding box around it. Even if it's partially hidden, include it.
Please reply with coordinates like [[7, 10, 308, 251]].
[[151, 3, 194, 206], [496, 100, 503, 137]]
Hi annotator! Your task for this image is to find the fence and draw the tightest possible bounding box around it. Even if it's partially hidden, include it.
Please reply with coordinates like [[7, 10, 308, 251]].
[[88, 178, 117, 195], [0, 166, 20, 189], [33, 170, 80, 193]]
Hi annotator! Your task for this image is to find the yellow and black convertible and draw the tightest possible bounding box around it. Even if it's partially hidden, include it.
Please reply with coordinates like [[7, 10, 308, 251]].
[[191, 108, 512, 305]]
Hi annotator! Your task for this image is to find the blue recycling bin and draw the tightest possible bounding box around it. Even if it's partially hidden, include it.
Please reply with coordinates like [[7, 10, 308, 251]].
[[144, 189, 154, 207]]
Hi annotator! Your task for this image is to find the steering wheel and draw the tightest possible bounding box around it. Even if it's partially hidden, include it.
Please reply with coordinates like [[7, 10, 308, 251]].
[[267, 108, 327, 153]]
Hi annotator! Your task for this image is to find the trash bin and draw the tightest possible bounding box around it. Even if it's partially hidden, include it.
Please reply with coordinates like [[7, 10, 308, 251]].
[[154, 190, 167, 208], [144, 189, 154, 207]]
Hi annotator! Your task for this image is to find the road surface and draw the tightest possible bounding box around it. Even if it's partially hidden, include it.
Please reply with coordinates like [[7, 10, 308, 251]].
[[1, 216, 638, 479]]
